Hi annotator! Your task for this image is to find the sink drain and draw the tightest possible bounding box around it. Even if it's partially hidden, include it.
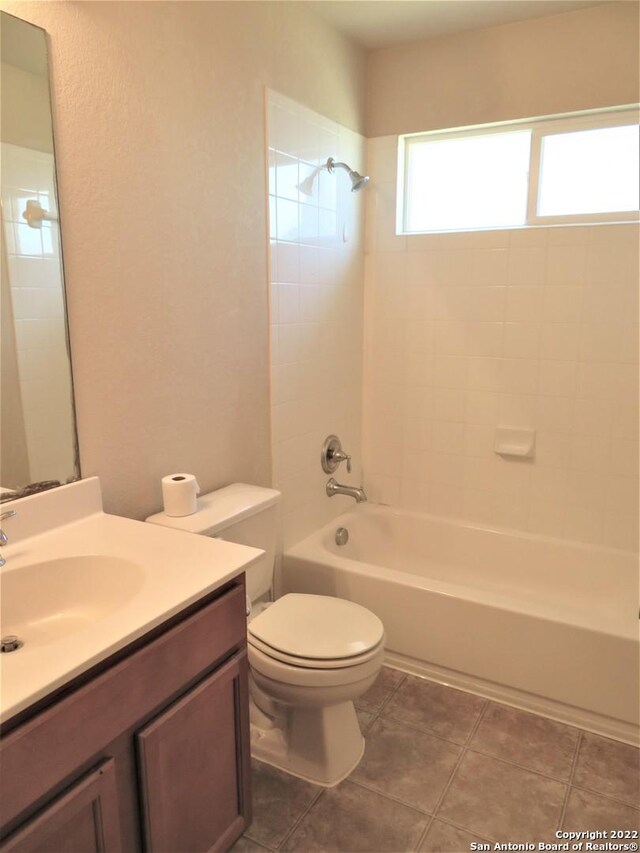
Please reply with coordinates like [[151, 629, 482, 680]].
[[1, 635, 23, 653]]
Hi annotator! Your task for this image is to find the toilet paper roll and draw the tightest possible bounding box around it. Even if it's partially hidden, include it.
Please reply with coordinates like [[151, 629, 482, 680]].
[[162, 473, 200, 517]]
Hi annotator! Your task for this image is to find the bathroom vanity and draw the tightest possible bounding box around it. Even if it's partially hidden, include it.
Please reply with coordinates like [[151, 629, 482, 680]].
[[0, 479, 262, 852], [0, 580, 249, 852]]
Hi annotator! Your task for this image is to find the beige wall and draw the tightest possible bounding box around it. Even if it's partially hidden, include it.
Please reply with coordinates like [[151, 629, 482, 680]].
[[0, 1, 366, 519], [367, 2, 639, 137]]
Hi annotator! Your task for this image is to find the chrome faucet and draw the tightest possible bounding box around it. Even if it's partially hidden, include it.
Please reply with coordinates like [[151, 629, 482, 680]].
[[326, 478, 367, 504], [0, 510, 17, 567]]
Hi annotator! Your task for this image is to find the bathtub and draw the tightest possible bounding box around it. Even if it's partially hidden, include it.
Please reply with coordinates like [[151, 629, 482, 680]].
[[281, 505, 639, 745]]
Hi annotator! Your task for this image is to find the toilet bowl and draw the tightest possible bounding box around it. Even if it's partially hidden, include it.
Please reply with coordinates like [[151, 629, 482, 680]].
[[146, 484, 385, 786], [247, 592, 385, 784]]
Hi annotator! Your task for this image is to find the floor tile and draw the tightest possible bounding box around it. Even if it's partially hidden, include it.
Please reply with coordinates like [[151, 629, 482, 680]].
[[283, 780, 429, 852], [356, 708, 376, 734], [563, 787, 640, 831], [245, 760, 320, 848], [438, 750, 566, 842], [383, 675, 486, 744], [573, 733, 640, 806], [351, 716, 462, 813], [470, 702, 579, 779], [355, 665, 405, 713], [418, 819, 488, 852], [230, 836, 273, 852]]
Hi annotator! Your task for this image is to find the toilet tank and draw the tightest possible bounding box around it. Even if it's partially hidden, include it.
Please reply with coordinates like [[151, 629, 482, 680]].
[[146, 483, 281, 601]]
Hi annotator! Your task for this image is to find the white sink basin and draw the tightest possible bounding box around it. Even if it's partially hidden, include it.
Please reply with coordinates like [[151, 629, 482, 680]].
[[0, 477, 263, 724], [1, 556, 146, 644]]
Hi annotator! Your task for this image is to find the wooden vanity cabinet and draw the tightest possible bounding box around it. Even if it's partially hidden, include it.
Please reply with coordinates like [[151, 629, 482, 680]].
[[1, 759, 122, 853], [0, 576, 251, 853]]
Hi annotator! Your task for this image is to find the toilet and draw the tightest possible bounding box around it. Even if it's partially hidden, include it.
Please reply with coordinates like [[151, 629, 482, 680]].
[[146, 483, 385, 786]]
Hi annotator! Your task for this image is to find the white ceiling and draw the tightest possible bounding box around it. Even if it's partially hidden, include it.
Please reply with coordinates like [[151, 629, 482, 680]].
[[305, 0, 607, 49]]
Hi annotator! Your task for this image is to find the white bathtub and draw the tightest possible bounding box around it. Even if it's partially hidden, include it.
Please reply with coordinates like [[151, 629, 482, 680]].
[[281, 505, 639, 745]]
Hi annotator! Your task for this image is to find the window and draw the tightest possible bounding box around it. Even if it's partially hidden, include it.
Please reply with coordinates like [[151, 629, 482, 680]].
[[399, 108, 639, 234], [536, 125, 639, 217]]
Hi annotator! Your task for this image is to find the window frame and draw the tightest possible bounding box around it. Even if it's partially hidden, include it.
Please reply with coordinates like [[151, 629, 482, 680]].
[[397, 106, 640, 235]]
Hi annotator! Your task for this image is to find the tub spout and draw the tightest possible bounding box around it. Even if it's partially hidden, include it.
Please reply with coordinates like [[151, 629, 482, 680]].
[[326, 478, 367, 503]]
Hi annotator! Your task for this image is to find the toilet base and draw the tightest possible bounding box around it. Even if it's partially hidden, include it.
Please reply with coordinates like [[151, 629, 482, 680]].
[[249, 697, 365, 787]]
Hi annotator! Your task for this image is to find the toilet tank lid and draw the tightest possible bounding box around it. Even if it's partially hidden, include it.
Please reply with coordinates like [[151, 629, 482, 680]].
[[145, 483, 281, 534]]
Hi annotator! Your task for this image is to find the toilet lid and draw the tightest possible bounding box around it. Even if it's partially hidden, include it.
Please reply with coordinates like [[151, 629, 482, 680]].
[[247, 593, 384, 661]]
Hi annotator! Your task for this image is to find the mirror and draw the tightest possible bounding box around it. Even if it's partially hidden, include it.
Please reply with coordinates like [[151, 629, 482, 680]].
[[0, 12, 79, 500]]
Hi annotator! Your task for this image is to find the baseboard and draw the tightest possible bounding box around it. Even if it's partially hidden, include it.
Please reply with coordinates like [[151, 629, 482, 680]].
[[384, 650, 640, 747]]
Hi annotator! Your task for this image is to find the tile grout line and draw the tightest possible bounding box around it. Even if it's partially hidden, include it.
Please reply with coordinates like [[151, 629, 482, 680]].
[[428, 814, 496, 846], [570, 781, 640, 811], [250, 841, 278, 853], [276, 787, 325, 851], [557, 730, 583, 831], [464, 744, 579, 786], [463, 698, 490, 748], [378, 670, 408, 713], [243, 830, 279, 852], [378, 708, 482, 749], [357, 670, 436, 852], [414, 698, 490, 850], [414, 815, 436, 852], [427, 811, 536, 848], [355, 670, 408, 730], [348, 776, 435, 818]]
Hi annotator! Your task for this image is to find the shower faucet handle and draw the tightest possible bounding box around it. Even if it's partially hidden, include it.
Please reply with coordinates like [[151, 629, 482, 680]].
[[321, 435, 352, 474], [336, 450, 352, 474]]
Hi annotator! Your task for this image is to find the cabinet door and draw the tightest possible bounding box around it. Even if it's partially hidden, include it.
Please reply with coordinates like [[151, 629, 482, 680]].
[[136, 653, 251, 853], [0, 759, 121, 853]]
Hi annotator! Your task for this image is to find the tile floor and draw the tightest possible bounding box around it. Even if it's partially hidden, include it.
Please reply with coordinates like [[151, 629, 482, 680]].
[[233, 667, 640, 853]]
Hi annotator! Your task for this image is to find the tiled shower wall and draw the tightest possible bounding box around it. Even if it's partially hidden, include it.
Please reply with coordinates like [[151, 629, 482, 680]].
[[1, 143, 76, 484], [268, 92, 366, 549], [363, 135, 639, 551]]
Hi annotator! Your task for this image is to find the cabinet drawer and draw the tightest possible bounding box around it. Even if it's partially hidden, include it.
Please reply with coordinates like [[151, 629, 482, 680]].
[[0, 580, 246, 831], [1, 759, 121, 853]]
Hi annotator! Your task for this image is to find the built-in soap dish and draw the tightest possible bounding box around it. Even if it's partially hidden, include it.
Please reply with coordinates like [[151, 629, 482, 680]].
[[494, 427, 536, 459]]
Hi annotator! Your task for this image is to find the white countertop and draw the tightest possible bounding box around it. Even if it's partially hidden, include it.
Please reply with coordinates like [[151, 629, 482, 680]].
[[0, 478, 262, 724]]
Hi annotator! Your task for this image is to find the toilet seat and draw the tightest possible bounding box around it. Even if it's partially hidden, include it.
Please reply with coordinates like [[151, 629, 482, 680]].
[[249, 640, 385, 690], [247, 593, 384, 665], [247, 633, 384, 669]]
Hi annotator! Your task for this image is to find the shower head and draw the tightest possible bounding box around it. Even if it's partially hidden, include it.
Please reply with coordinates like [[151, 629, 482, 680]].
[[326, 157, 370, 192], [351, 173, 370, 192]]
